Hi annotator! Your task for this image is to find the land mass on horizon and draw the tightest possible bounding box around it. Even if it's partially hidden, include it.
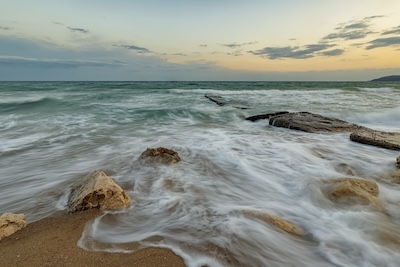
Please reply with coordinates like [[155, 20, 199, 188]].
[[371, 75, 400, 81]]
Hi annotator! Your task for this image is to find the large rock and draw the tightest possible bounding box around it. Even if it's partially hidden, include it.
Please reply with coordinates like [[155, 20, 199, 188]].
[[139, 147, 181, 165], [322, 178, 383, 209], [0, 213, 26, 240], [350, 130, 400, 150], [245, 111, 289, 122], [392, 169, 400, 184], [397, 156, 400, 167], [242, 210, 304, 236], [204, 95, 249, 109], [269, 112, 366, 133], [67, 170, 130, 213]]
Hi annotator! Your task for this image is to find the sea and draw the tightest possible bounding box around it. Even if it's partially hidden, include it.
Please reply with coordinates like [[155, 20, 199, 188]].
[[1, 81, 400, 267]]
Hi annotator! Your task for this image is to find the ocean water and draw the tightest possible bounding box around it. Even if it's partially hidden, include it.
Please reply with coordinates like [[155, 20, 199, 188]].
[[1, 81, 400, 266]]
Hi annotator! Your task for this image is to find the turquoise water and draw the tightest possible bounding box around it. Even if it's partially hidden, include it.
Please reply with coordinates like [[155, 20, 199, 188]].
[[1, 81, 400, 266]]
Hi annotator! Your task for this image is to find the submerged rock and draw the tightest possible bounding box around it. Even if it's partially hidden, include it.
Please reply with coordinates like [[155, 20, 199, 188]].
[[67, 170, 131, 213], [269, 112, 366, 133], [139, 147, 181, 165], [0, 213, 26, 240], [336, 163, 358, 176], [204, 94, 250, 109], [350, 130, 400, 150], [392, 169, 400, 184], [245, 111, 289, 122], [242, 210, 304, 236], [322, 177, 383, 209]]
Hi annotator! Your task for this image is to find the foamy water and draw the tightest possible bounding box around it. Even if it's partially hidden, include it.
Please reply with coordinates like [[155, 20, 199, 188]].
[[1, 81, 400, 266]]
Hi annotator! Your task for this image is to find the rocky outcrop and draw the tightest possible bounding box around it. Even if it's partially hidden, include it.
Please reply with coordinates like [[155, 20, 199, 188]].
[[242, 210, 304, 236], [322, 178, 383, 209], [67, 170, 130, 213], [269, 112, 366, 133], [397, 156, 400, 167], [350, 130, 400, 150], [204, 95, 249, 109], [0, 213, 26, 240], [245, 111, 289, 122], [139, 147, 181, 165]]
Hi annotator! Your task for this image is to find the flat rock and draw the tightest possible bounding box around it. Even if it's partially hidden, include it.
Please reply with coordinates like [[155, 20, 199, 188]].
[[242, 210, 304, 236], [245, 111, 289, 122], [0, 213, 26, 240], [139, 147, 181, 165], [204, 94, 249, 109], [269, 112, 366, 133], [67, 170, 131, 213], [350, 130, 400, 150]]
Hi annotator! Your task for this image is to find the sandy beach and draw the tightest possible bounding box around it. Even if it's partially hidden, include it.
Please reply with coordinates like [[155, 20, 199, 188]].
[[0, 210, 186, 267]]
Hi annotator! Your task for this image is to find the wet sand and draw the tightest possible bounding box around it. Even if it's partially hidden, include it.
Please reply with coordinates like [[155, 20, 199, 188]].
[[0, 210, 186, 267]]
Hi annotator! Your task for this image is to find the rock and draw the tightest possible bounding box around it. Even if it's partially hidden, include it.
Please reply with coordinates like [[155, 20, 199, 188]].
[[350, 130, 400, 150], [67, 170, 131, 213], [242, 210, 304, 236], [139, 147, 181, 164], [396, 156, 400, 167], [336, 163, 358, 176], [0, 213, 26, 240], [392, 169, 400, 184], [322, 177, 383, 209], [204, 94, 249, 109], [269, 112, 366, 133], [245, 111, 289, 122]]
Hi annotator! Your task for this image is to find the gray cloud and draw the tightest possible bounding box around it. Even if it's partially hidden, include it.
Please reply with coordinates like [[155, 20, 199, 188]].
[[322, 49, 345, 56], [222, 41, 257, 49], [172, 53, 187, 56], [227, 50, 243, 57], [0, 26, 12, 30], [52, 21, 64, 25], [0, 55, 125, 68], [249, 43, 334, 60], [67, 27, 89, 34], [381, 25, 400, 35], [343, 22, 369, 30], [366, 36, 400, 50], [324, 30, 372, 40], [114, 44, 151, 53], [289, 38, 296, 41], [199, 44, 207, 47]]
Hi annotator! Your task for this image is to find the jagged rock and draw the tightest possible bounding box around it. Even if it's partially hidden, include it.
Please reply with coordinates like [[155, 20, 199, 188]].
[[204, 95, 249, 109], [269, 112, 366, 133], [67, 170, 130, 213], [242, 210, 304, 236], [392, 169, 400, 184], [396, 156, 400, 167], [245, 111, 289, 122], [336, 163, 358, 176], [139, 147, 181, 165], [322, 177, 383, 209], [350, 130, 400, 150], [0, 213, 26, 240]]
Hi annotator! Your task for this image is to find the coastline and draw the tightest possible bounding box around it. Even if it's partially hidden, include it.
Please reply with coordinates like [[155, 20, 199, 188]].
[[0, 210, 186, 267]]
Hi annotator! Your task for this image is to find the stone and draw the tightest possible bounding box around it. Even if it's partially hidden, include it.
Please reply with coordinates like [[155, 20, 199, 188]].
[[139, 147, 181, 165], [336, 163, 358, 176], [396, 156, 400, 167], [67, 170, 130, 213], [322, 177, 383, 209], [204, 94, 249, 109], [245, 111, 289, 122], [392, 169, 400, 184], [350, 130, 400, 150], [269, 112, 367, 133], [0, 213, 26, 240], [242, 210, 304, 236]]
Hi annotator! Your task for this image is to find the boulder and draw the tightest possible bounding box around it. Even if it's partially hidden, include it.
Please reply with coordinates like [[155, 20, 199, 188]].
[[67, 170, 130, 213], [242, 210, 304, 236], [245, 111, 289, 122], [269, 112, 366, 133], [396, 156, 400, 167], [322, 178, 383, 209], [0, 213, 26, 240], [139, 147, 181, 165], [392, 169, 400, 184], [350, 130, 400, 150]]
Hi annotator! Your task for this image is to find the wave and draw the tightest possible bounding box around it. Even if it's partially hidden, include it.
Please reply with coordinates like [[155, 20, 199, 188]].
[[0, 97, 60, 112]]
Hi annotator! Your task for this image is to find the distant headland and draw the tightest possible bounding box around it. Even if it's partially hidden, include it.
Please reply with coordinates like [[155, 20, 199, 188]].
[[371, 75, 400, 81]]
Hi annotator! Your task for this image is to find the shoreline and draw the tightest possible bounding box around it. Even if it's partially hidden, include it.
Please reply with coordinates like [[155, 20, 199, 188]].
[[0, 210, 186, 267]]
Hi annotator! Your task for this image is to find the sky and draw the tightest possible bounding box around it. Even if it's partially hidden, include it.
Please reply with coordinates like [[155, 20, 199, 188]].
[[0, 0, 400, 81]]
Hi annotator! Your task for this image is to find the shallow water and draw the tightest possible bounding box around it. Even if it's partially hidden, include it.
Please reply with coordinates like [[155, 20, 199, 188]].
[[1, 81, 400, 266]]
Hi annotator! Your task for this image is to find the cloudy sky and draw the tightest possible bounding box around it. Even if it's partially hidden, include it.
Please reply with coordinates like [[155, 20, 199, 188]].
[[0, 0, 400, 81]]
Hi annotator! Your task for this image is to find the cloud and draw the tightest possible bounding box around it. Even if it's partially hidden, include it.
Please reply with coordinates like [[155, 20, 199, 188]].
[[0, 55, 125, 68], [289, 38, 296, 41], [199, 44, 207, 47], [323, 16, 381, 41], [321, 49, 345, 56], [67, 27, 89, 34], [0, 26, 12, 30], [366, 36, 400, 49], [172, 53, 187, 56], [52, 21, 64, 25], [222, 42, 257, 49], [381, 25, 400, 35], [113, 44, 151, 53], [227, 50, 243, 56], [249, 43, 334, 60]]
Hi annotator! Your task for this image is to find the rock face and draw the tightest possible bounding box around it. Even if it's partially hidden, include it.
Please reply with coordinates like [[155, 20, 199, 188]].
[[0, 213, 26, 240], [322, 178, 383, 209], [67, 170, 131, 213], [139, 147, 181, 164], [350, 130, 400, 150], [269, 112, 366, 133], [204, 95, 249, 109], [242, 210, 304, 236], [245, 111, 289, 122]]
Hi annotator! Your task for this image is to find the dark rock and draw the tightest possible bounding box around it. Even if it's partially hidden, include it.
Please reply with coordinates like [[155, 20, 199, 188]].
[[397, 156, 400, 168], [139, 147, 181, 164], [269, 112, 367, 133], [245, 111, 289, 122], [371, 75, 400, 82], [204, 95, 249, 109], [350, 130, 400, 150]]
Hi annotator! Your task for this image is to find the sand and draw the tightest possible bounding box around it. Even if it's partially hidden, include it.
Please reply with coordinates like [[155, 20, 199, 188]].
[[0, 210, 186, 267]]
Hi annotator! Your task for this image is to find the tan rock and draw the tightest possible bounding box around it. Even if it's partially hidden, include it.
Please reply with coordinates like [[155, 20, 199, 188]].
[[336, 163, 358, 176], [396, 156, 400, 168], [67, 170, 130, 213], [322, 177, 383, 209], [242, 210, 304, 236], [139, 147, 181, 165], [0, 213, 26, 240], [350, 130, 400, 150], [392, 169, 400, 184]]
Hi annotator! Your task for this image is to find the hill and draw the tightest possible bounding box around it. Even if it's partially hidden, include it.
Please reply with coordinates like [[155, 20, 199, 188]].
[[371, 75, 400, 81]]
